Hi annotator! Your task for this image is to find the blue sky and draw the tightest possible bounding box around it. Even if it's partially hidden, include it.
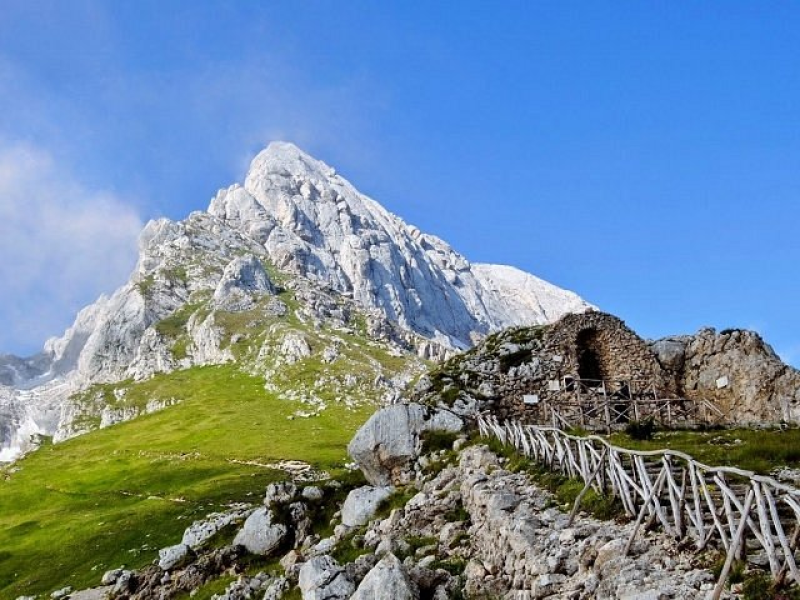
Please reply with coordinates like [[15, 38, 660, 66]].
[[0, 1, 798, 365]]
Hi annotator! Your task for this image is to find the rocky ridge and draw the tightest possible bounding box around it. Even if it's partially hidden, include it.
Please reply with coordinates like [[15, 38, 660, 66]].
[[0, 142, 590, 461]]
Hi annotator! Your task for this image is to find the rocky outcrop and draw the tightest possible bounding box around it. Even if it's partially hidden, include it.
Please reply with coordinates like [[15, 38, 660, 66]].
[[414, 311, 800, 425], [347, 403, 463, 486], [676, 328, 800, 423], [210, 142, 590, 351], [213, 254, 275, 312]]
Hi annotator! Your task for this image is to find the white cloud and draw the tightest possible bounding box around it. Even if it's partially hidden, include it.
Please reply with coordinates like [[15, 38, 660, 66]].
[[0, 141, 142, 355]]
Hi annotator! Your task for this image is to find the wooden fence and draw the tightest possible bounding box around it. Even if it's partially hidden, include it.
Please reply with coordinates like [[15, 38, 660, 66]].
[[477, 415, 800, 598], [528, 377, 727, 432]]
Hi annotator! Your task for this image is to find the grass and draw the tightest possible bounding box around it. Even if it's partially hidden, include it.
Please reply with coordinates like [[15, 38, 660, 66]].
[[607, 427, 800, 474], [0, 364, 374, 598]]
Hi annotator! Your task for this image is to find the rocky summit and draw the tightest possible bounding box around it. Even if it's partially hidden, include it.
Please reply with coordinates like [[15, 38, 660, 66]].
[[0, 142, 589, 461]]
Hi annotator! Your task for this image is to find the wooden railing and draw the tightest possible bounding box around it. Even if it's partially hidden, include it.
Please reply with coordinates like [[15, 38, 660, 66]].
[[477, 415, 800, 598], [529, 377, 727, 432]]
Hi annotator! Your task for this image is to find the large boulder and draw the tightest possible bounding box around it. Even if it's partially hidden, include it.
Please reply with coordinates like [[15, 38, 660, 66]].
[[232, 507, 287, 556], [298, 555, 355, 600], [348, 403, 463, 486], [351, 553, 418, 600], [341, 485, 395, 527]]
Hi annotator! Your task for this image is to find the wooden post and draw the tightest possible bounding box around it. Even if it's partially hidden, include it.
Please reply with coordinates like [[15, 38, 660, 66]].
[[567, 448, 609, 526], [712, 489, 755, 600], [624, 467, 668, 556]]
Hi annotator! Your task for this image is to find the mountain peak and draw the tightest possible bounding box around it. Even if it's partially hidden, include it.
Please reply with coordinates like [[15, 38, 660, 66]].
[[247, 141, 337, 184]]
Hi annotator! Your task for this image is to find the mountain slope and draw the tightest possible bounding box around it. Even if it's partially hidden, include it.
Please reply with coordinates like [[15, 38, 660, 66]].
[[0, 141, 590, 460], [209, 142, 590, 349]]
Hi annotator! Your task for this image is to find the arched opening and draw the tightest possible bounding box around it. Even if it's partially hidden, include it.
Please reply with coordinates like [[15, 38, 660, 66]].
[[576, 328, 605, 385]]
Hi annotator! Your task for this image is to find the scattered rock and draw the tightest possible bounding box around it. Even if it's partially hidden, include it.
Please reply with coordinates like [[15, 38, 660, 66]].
[[158, 543, 194, 571], [298, 555, 355, 600], [351, 553, 418, 600], [232, 508, 288, 556], [301, 486, 324, 502], [265, 481, 297, 507]]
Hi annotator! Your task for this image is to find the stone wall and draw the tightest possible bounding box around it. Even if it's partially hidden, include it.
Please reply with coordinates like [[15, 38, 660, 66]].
[[494, 311, 671, 422]]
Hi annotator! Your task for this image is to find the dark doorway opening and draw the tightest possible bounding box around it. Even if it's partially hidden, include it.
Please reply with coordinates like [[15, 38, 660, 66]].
[[576, 329, 604, 385]]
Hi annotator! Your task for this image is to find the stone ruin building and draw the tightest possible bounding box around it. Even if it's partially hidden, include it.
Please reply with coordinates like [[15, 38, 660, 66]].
[[420, 310, 800, 429]]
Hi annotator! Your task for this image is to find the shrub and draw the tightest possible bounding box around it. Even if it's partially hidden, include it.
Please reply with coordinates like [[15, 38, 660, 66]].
[[625, 417, 657, 441]]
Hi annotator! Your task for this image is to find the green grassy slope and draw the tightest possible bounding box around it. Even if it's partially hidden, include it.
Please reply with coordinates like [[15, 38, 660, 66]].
[[0, 365, 373, 598]]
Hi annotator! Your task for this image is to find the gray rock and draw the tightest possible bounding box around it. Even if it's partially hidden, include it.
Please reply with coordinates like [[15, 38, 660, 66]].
[[233, 508, 288, 556], [301, 486, 324, 502], [51, 587, 72, 600], [341, 485, 395, 527], [348, 403, 462, 486], [100, 568, 124, 585], [262, 576, 290, 600], [298, 555, 355, 600], [213, 254, 275, 311], [650, 339, 686, 371], [351, 553, 418, 600], [265, 481, 297, 507], [158, 543, 193, 571], [111, 571, 134, 596], [181, 506, 254, 549], [68, 589, 111, 600]]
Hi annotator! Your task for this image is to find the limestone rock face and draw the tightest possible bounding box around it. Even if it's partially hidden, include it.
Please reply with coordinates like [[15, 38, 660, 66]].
[[341, 485, 395, 527], [679, 328, 800, 423], [347, 402, 463, 486], [209, 142, 590, 350], [351, 553, 418, 600], [232, 508, 287, 556], [213, 254, 275, 311], [298, 555, 355, 600]]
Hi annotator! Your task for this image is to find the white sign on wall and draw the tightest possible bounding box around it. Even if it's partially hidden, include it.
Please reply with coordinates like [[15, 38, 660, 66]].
[[547, 380, 561, 392], [523, 394, 540, 406]]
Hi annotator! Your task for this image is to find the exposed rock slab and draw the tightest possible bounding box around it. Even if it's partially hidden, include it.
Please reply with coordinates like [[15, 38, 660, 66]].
[[348, 402, 463, 486]]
